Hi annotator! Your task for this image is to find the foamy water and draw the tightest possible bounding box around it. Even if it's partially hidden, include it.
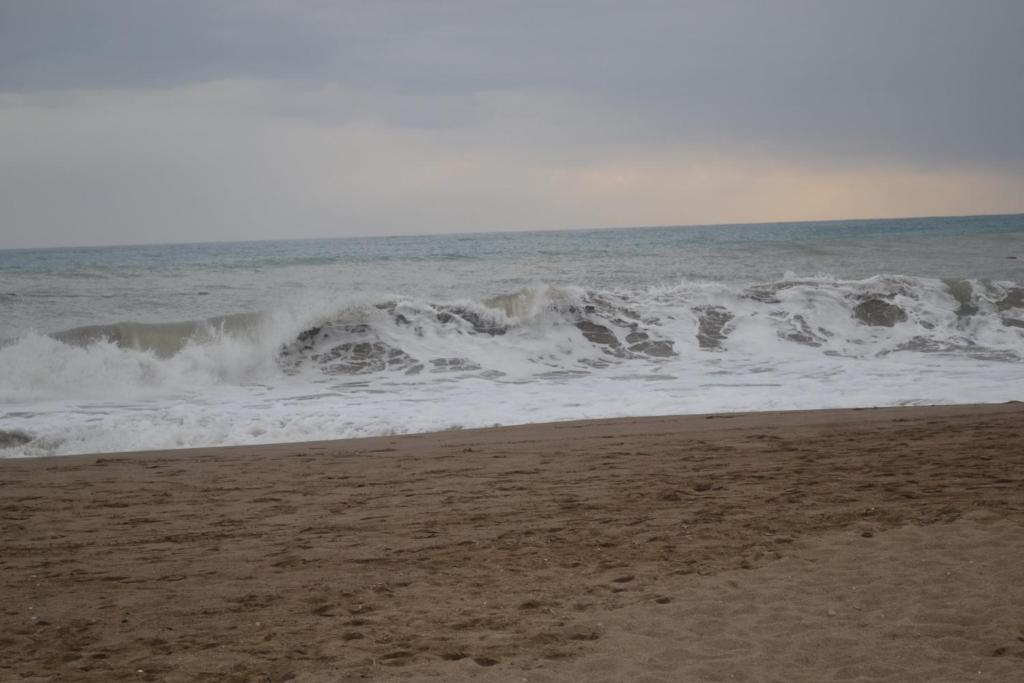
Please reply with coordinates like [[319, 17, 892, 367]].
[[2, 215, 1023, 457]]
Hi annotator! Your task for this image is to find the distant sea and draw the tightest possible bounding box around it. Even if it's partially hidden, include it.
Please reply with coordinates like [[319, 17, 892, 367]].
[[2, 214, 1023, 457]]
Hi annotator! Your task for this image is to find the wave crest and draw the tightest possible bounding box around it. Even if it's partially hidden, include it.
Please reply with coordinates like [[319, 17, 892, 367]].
[[2, 275, 1022, 401]]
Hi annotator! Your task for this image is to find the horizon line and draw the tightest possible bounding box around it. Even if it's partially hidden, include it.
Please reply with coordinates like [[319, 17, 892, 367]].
[[2, 210, 1023, 252]]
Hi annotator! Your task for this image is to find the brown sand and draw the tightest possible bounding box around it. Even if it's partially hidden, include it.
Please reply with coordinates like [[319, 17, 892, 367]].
[[2, 403, 1023, 682]]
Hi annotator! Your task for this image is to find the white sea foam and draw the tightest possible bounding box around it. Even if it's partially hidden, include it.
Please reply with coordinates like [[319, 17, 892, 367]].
[[1, 275, 1022, 457]]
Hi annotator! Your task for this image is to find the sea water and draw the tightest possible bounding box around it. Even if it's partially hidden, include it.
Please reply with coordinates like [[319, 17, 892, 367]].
[[1, 214, 1023, 457]]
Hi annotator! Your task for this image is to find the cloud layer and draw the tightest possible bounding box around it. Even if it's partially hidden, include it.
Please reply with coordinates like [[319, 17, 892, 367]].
[[2, 1, 1022, 247]]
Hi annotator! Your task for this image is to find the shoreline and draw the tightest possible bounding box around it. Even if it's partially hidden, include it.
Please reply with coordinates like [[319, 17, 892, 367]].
[[3, 402, 1023, 681], [9, 400, 1024, 463]]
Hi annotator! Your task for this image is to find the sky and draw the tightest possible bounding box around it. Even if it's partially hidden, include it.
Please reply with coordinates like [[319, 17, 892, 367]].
[[1, 1, 1023, 248]]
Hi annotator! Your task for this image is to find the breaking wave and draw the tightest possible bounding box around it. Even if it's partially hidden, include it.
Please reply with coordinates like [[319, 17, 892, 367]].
[[2, 274, 1022, 403]]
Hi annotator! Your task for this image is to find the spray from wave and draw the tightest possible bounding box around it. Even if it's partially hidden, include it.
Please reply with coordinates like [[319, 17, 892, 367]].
[[2, 275, 1022, 457], [4, 275, 1022, 395]]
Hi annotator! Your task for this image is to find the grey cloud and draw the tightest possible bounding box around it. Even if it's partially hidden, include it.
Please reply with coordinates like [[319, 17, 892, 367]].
[[2, 1, 1023, 167], [1, 0, 1023, 250], [0, 1, 345, 90]]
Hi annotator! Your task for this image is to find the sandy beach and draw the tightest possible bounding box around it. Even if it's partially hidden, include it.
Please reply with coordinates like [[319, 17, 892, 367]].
[[2, 403, 1023, 682]]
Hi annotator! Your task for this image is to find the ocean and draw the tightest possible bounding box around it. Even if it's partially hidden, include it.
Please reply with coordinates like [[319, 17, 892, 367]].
[[2, 214, 1023, 458]]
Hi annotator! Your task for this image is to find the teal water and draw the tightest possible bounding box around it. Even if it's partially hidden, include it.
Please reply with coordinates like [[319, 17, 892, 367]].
[[3, 214, 1023, 339], [4, 213, 1023, 274]]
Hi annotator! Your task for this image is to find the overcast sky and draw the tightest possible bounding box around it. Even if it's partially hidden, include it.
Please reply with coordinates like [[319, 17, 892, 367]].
[[2, 1, 1023, 248]]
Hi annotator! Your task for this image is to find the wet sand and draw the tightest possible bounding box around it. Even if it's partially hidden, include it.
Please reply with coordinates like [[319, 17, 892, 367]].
[[2, 403, 1023, 682]]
